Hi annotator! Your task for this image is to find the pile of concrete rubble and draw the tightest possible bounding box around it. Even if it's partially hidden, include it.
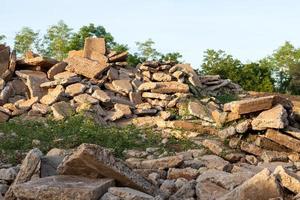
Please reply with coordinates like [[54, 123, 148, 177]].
[[2, 38, 300, 200], [0, 38, 242, 124], [1, 142, 300, 200]]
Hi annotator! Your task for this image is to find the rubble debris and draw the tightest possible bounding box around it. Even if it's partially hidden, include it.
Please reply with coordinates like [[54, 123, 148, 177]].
[[57, 144, 162, 196], [0, 38, 244, 126], [13, 176, 115, 200], [2, 37, 300, 199]]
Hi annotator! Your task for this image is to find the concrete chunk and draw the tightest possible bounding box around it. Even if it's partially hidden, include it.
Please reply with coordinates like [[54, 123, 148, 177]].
[[4, 148, 43, 200], [265, 129, 300, 153], [57, 144, 162, 196], [223, 96, 274, 114], [106, 187, 154, 200], [65, 56, 109, 79], [274, 165, 300, 194], [13, 176, 115, 200], [252, 104, 288, 130], [218, 168, 282, 200]]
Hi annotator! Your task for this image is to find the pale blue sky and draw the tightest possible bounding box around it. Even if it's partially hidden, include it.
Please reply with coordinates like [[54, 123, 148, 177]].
[[1, 0, 300, 68]]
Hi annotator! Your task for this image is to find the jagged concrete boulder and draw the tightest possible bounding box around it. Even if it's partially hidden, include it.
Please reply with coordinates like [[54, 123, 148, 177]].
[[57, 144, 163, 196], [13, 176, 115, 200]]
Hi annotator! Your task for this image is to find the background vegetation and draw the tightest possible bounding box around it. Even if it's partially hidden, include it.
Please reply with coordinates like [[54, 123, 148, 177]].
[[1, 20, 300, 95]]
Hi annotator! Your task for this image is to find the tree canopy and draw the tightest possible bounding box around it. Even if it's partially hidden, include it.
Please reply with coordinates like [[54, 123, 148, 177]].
[[14, 27, 39, 56]]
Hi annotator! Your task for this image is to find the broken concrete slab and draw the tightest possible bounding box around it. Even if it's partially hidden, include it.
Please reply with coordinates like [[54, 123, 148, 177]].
[[40, 85, 64, 105], [57, 144, 162, 196], [273, 165, 300, 194], [4, 148, 43, 200], [65, 56, 109, 79], [73, 93, 99, 104], [218, 168, 282, 200], [65, 83, 86, 97], [112, 80, 133, 94], [15, 70, 48, 99], [151, 82, 189, 94], [252, 104, 288, 130], [51, 101, 74, 120], [105, 187, 154, 200], [265, 129, 300, 153], [47, 62, 67, 79], [92, 89, 111, 103], [83, 37, 106, 57], [188, 101, 212, 121], [17, 56, 58, 69], [13, 176, 115, 200], [223, 96, 274, 115]]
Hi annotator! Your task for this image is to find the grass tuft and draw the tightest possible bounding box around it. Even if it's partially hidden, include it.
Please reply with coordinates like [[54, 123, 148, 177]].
[[0, 115, 198, 164]]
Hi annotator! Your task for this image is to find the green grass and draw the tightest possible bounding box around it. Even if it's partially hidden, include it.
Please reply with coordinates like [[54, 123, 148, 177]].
[[0, 115, 198, 164]]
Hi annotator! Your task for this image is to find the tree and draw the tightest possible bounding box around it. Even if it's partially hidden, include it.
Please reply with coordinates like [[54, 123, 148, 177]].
[[0, 35, 6, 44], [239, 63, 274, 92], [135, 39, 162, 61], [14, 27, 39, 56], [68, 23, 115, 51], [201, 49, 242, 83], [261, 41, 300, 93], [289, 63, 300, 94], [111, 43, 129, 53], [201, 49, 275, 92], [42, 20, 72, 60], [161, 52, 183, 63]]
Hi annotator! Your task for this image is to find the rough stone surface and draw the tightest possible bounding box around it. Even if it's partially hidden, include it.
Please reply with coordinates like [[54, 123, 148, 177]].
[[15, 70, 48, 99], [200, 155, 232, 171], [197, 169, 254, 190], [142, 92, 170, 100], [218, 168, 282, 200], [112, 80, 133, 94], [265, 129, 300, 152], [4, 148, 43, 200], [167, 167, 199, 180], [0, 168, 17, 182], [13, 176, 115, 200], [240, 141, 263, 156], [106, 187, 154, 200], [169, 180, 196, 200], [252, 104, 288, 130], [223, 96, 274, 115], [235, 119, 251, 133], [92, 89, 111, 103], [188, 101, 211, 121], [74, 94, 99, 104], [40, 85, 64, 105], [217, 126, 236, 140], [261, 150, 288, 162], [139, 155, 183, 170], [47, 62, 67, 79], [274, 165, 300, 194], [57, 144, 162, 196], [83, 37, 106, 58], [65, 83, 86, 97], [151, 82, 189, 94], [255, 136, 290, 152], [65, 56, 109, 79], [51, 101, 74, 120], [152, 72, 172, 82], [196, 180, 228, 200]]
